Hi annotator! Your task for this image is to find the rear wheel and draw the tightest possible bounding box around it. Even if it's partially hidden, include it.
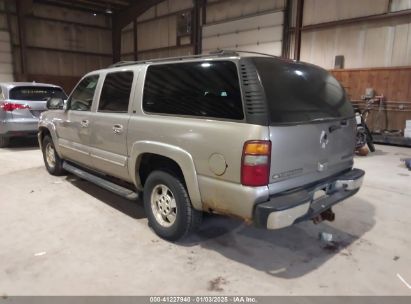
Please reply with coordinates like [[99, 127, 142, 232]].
[[0, 136, 9, 148], [42, 135, 65, 176], [143, 170, 202, 241]]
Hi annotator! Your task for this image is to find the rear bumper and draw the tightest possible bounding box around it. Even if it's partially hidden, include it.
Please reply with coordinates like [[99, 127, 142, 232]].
[[0, 119, 39, 137], [254, 168, 365, 229]]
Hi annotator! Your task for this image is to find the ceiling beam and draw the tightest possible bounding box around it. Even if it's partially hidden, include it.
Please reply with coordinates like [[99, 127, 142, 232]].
[[115, 0, 165, 29]]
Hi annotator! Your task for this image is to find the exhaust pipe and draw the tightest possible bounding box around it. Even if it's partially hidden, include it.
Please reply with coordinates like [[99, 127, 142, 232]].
[[313, 208, 335, 224]]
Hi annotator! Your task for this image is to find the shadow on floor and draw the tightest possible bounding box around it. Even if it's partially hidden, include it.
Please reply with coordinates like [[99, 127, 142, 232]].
[[180, 197, 375, 279], [5, 137, 39, 151], [67, 175, 146, 220], [66, 174, 375, 279]]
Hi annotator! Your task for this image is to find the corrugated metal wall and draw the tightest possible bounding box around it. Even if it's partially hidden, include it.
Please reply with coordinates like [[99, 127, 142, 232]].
[[297, 0, 411, 132], [120, 0, 287, 60], [121, 0, 194, 60], [0, 0, 13, 82], [202, 0, 285, 55], [300, 0, 411, 69], [8, 2, 112, 92]]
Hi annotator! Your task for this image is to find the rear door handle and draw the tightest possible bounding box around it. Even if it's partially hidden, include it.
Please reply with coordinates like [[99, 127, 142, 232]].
[[113, 124, 123, 134], [80, 120, 89, 128]]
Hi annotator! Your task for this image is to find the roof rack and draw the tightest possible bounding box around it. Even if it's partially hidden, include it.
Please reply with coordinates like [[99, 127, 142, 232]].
[[108, 49, 282, 68], [109, 50, 239, 68]]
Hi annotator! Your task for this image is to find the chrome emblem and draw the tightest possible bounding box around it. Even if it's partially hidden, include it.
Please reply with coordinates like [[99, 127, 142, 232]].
[[320, 131, 329, 149]]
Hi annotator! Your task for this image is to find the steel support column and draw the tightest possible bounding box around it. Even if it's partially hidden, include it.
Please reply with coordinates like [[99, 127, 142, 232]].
[[16, 0, 32, 79], [294, 0, 304, 60], [192, 0, 202, 54], [133, 20, 138, 60], [112, 15, 122, 63]]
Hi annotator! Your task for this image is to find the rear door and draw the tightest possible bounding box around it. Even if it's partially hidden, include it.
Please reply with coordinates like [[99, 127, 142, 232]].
[[251, 57, 356, 193], [89, 70, 136, 181], [56, 75, 100, 167]]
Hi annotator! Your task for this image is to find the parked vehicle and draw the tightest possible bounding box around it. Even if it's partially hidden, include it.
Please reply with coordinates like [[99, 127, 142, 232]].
[[0, 82, 67, 147], [39, 51, 365, 241]]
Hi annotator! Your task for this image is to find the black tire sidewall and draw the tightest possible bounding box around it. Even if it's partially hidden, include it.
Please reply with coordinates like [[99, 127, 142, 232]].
[[143, 171, 191, 241]]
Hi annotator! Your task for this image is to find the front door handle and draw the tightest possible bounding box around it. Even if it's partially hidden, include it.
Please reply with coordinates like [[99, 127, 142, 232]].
[[113, 124, 123, 134], [80, 120, 89, 128]]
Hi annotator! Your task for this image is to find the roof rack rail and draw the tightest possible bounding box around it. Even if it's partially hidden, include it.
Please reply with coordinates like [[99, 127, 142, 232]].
[[108, 50, 240, 68], [221, 50, 280, 59]]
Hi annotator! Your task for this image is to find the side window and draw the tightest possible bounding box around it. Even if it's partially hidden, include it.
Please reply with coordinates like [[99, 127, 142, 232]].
[[143, 61, 244, 120], [98, 71, 134, 113], [68, 75, 99, 111], [0, 87, 3, 100]]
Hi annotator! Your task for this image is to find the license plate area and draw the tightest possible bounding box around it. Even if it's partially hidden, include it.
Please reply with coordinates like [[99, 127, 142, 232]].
[[313, 188, 329, 202]]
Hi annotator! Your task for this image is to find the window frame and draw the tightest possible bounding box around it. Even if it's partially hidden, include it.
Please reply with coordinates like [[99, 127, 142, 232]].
[[67, 74, 100, 112], [97, 70, 135, 114], [141, 60, 245, 122]]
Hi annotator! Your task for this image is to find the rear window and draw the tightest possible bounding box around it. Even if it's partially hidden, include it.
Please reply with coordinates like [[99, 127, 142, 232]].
[[143, 61, 244, 120], [9, 86, 67, 101], [252, 57, 354, 124]]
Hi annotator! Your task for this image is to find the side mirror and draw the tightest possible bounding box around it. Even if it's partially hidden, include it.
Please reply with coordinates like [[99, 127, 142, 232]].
[[47, 97, 64, 110]]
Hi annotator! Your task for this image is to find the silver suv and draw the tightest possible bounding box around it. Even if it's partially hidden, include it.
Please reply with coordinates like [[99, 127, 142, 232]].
[[39, 51, 364, 241], [0, 82, 67, 147]]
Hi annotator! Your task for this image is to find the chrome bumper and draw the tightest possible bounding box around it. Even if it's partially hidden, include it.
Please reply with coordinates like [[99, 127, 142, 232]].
[[254, 168, 365, 230]]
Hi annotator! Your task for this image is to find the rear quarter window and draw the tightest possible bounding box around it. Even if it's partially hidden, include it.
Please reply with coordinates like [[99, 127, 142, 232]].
[[252, 57, 354, 124], [143, 61, 244, 120]]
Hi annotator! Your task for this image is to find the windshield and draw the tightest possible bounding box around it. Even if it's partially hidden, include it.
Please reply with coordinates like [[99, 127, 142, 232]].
[[252, 57, 354, 124], [10, 86, 67, 101]]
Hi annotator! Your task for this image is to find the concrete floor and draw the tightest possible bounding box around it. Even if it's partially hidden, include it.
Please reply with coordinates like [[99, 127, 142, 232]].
[[0, 138, 411, 296]]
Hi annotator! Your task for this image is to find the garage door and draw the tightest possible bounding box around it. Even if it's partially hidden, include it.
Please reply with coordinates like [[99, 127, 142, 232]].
[[202, 11, 283, 56]]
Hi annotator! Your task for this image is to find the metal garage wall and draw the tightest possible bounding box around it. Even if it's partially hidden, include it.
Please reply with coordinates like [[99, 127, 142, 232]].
[[300, 0, 411, 69], [121, 0, 194, 60], [298, 0, 411, 133], [202, 11, 283, 55], [9, 3, 112, 92], [303, 0, 389, 26], [202, 0, 285, 55], [391, 0, 411, 11], [300, 16, 411, 69], [0, 2, 13, 82]]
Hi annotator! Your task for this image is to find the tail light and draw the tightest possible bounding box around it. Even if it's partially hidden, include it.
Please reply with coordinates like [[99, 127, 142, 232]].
[[0, 102, 31, 112], [241, 140, 271, 187]]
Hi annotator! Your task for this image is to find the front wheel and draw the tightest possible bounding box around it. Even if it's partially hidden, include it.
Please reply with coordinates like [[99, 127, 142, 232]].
[[42, 135, 65, 176], [143, 171, 202, 241]]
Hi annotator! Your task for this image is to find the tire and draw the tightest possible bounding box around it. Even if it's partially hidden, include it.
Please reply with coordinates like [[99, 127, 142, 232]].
[[42, 135, 65, 176], [0, 136, 9, 148], [143, 170, 202, 241]]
